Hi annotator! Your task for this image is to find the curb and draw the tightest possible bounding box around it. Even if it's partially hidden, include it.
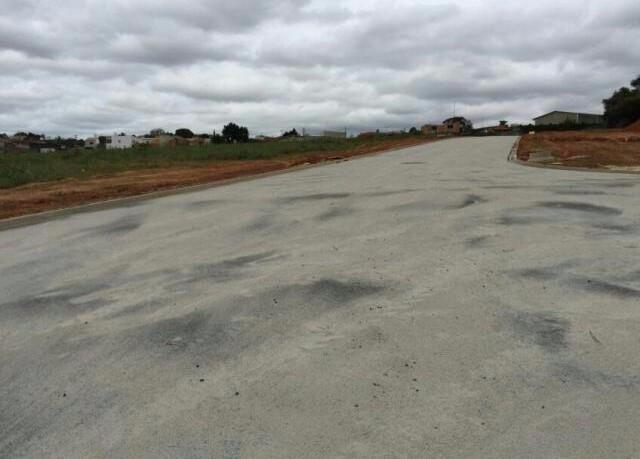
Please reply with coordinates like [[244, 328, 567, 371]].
[[507, 137, 521, 162]]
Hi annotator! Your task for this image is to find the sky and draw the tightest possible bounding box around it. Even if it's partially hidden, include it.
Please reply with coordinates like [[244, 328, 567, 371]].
[[1, 0, 639, 138]]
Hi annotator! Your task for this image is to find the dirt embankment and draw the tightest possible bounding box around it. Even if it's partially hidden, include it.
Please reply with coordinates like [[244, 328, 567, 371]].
[[0, 137, 434, 221], [517, 127, 640, 171]]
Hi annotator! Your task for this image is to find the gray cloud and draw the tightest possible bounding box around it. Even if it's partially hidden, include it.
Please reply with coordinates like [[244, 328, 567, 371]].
[[0, 19, 58, 57], [117, 0, 312, 32], [0, 0, 638, 137], [107, 32, 235, 66]]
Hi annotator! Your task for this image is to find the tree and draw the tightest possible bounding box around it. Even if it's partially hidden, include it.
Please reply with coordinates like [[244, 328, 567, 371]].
[[603, 74, 640, 127], [175, 128, 195, 139], [282, 128, 299, 138], [222, 123, 249, 143], [14, 132, 42, 140], [149, 128, 165, 137], [499, 120, 508, 126], [409, 127, 419, 134]]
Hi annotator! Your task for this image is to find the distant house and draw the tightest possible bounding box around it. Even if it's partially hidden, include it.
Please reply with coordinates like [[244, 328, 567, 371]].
[[477, 121, 512, 136], [182, 136, 211, 147], [420, 124, 438, 137], [13, 143, 30, 151], [152, 135, 177, 147], [134, 137, 153, 146], [107, 134, 134, 150], [437, 117, 472, 136], [85, 137, 100, 149], [533, 111, 604, 126]]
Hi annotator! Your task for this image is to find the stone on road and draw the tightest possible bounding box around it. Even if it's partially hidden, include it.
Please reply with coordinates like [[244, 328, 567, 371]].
[[1, 137, 640, 458]]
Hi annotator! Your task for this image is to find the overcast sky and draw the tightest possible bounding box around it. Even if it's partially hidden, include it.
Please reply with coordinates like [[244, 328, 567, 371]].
[[1, 0, 638, 137]]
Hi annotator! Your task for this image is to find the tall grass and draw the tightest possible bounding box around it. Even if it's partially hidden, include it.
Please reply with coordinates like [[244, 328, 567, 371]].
[[0, 136, 409, 189]]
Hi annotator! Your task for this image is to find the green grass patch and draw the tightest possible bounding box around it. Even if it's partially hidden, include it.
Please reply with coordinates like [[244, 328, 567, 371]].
[[0, 136, 421, 189]]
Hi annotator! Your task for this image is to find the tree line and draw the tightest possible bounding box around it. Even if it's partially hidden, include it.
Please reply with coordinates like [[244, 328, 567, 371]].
[[153, 122, 250, 143]]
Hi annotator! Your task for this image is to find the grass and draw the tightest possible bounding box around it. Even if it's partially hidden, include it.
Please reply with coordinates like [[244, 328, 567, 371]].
[[0, 136, 419, 189]]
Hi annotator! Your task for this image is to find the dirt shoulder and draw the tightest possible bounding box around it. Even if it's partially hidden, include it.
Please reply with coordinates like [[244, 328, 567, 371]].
[[517, 129, 640, 172], [0, 137, 434, 221]]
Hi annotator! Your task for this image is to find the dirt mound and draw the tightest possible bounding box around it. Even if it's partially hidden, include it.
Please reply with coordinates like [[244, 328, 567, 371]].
[[627, 120, 640, 132]]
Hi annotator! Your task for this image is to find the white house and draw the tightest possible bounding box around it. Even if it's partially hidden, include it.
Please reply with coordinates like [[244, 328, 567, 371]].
[[107, 134, 134, 150], [85, 137, 99, 149]]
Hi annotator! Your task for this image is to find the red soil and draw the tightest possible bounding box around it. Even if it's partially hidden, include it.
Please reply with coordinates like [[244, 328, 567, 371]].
[[627, 120, 640, 132], [517, 130, 640, 169]]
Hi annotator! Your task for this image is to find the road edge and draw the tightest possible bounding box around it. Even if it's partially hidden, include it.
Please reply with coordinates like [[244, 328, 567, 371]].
[[0, 140, 434, 232]]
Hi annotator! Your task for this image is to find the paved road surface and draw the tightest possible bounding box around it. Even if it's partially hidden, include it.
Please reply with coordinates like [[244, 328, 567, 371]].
[[2, 137, 640, 458]]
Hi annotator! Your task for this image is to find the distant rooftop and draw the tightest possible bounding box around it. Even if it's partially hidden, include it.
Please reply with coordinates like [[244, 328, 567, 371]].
[[533, 110, 603, 120]]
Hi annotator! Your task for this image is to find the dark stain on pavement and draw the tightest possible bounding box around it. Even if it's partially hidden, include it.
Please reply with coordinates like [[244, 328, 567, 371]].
[[300, 279, 385, 305], [244, 214, 274, 232], [388, 200, 435, 212], [0, 280, 110, 320], [453, 194, 487, 209], [498, 214, 544, 226], [536, 201, 623, 216], [128, 278, 385, 358], [589, 222, 638, 234], [177, 251, 278, 285], [315, 206, 353, 221], [483, 185, 538, 190], [105, 299, 170, 320], [553, 190, 607, 196], [517, 267, 560, 281], [515, 262, 640, 299], [499, 199, 625, 227], [83, 214, 145, 237], [573, 278, 640, 299], [508, 311, 570, 352], [553, 361, 640, 389], [144, 310, 219, 348], [0, 275, 387, 456], [465, 236, 491, 248], [364, 189, 420, 197], [251, 278, 387, 319], [592, 181, 637, 189], [186, 199, 227, 210]]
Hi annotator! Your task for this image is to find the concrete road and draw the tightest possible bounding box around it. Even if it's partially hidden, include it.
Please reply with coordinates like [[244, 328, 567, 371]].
[[2, 137, 640, 458]]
